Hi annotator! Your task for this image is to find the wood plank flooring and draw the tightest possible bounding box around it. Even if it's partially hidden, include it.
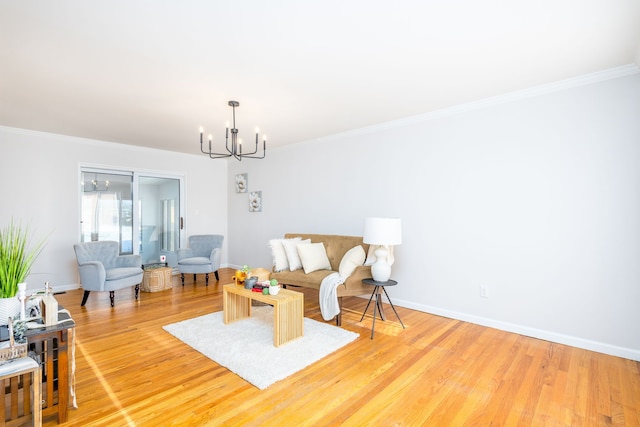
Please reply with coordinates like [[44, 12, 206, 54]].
[[44, 268, 640, 426]]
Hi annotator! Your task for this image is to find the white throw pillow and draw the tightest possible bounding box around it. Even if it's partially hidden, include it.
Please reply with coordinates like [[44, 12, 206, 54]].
[[298, 242, 332, 274], [339, 245, 366, 278], [269, 238, 297, 272], [282, 238, 310, 271]]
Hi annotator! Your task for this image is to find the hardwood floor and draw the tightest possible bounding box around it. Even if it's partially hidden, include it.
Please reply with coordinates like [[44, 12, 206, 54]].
[[45, 268, 640, 426]]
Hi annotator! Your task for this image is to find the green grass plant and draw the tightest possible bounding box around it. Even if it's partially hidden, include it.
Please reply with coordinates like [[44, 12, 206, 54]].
[[0, 219, 46, 298]]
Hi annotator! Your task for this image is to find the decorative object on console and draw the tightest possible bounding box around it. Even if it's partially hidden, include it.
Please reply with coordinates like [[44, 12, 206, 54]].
[[249, 191, 262, 212], [363, 217, 402, 282], [199, 100, 266, 161], [17, 282, 26, 321], [245, 276, 258, 289], [41, 294, 59, 326], [269, 279, 280, 295], [235, 173, 248, 192]]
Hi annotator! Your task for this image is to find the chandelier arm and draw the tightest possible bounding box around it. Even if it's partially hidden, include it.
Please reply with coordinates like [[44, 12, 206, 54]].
[[208, 152, 233, 159], [236, 141, 266, 159], [200, 141, 232, 158], [240, 141, 259, 155]]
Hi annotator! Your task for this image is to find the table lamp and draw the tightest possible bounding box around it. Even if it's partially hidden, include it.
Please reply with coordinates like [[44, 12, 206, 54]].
[[363, 217, 402, 282]]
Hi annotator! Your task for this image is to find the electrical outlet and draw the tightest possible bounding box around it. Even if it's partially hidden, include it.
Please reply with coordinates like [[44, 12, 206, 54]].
[[480, 285, 489, 298]]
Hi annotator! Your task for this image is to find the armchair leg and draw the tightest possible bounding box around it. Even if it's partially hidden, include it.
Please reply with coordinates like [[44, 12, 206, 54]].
[[81, 291, 90, 306], [205, 273, 209, 286], [109, 291, 115, 307], [135, 284, 140, 300], [181, 273, 185, 286], [214, 270, 219, 281], [336, 296, 343, 326], [193, 274, 197, 282]]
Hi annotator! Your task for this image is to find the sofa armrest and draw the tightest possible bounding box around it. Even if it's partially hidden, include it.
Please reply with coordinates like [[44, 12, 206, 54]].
[[346, 265, 373, 284], [339, 264, 374, 297]]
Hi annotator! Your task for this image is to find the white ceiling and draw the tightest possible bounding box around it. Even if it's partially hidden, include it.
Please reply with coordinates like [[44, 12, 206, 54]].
[[1, 1, 639, 155]]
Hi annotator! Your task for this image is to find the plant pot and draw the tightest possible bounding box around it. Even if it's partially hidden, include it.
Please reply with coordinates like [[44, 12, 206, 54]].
[[269, 286, 280, 296], [0, 296, 21, 325]]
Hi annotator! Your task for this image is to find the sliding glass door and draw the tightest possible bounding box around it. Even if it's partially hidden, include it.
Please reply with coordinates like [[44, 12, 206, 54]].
[[138, 176, 181, 265], [80, 168, 184, 265]]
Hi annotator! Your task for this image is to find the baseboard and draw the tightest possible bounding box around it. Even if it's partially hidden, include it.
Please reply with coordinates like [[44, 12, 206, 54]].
[[393, 298, 640, 362], [51, 283, 82, 294]]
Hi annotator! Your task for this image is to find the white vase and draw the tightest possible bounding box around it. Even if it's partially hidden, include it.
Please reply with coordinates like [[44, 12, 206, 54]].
[[269, 286, 280, 296], [0, 296, 21, 325]]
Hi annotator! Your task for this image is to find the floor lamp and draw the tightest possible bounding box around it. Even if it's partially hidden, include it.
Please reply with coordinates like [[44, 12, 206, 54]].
[[363, 217, 402, 282]]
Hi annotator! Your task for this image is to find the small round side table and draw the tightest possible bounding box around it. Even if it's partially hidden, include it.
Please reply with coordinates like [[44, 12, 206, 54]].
[[360, 278, 406, 339]]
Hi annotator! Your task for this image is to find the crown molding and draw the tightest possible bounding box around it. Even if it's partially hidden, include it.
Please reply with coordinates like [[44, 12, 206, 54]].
[[315, 64, 640, 143]]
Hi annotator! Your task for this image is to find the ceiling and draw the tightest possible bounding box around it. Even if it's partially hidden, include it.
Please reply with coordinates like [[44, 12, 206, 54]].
[[1, 1, 639, 155]]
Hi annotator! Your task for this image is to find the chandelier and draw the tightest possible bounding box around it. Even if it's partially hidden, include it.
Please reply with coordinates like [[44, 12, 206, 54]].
[[199, 100, 266, 160]]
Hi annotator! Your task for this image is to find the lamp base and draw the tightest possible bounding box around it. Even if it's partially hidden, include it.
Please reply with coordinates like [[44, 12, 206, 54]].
[[370, 246, 391, 282]]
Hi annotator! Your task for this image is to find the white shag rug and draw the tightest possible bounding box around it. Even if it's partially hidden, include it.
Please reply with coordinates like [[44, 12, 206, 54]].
[[163, 306, 359, 389]]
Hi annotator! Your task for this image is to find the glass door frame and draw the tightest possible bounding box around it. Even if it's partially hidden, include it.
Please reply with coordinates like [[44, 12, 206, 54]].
[[79, 164, 186, 257]]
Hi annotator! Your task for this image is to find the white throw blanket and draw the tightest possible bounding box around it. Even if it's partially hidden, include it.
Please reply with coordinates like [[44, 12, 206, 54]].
[[319, 272, 345, 321]]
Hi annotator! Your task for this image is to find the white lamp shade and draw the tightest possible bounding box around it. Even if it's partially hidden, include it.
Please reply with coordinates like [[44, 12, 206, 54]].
[[363, 217, 402, 245]]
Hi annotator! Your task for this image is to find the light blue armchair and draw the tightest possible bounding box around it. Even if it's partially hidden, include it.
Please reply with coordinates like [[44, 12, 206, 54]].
[[176, 235, 223, 286], [73, 241, 143, 307]]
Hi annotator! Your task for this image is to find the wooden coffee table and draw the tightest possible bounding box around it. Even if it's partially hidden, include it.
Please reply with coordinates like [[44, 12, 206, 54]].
[[223, 284, 304, 347]]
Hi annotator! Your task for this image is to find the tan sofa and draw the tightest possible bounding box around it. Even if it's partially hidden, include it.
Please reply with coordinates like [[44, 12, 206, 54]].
[[269, 233, 374, 325]]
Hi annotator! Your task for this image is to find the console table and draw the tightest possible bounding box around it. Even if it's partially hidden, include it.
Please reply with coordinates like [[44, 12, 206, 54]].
[[26, 310, 75, 423], [1, 311, 76, 424]]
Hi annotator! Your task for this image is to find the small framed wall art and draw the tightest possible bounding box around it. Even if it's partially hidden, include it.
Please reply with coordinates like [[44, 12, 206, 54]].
[[235, 173, 248, 193], [249, 191, 262, 212]]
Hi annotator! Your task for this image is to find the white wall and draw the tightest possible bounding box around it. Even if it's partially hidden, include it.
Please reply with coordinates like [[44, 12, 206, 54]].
[[228, 69, 640, 360], [0, 127, 228, 290]]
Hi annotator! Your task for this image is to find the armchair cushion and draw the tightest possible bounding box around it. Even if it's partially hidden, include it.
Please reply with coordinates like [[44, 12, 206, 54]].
[[179, 256, 211, 266], [106, 267, 144, 281]]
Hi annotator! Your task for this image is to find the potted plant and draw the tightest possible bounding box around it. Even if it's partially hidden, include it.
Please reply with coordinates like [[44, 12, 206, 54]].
[[0, 220, 46, 323], [268, 279, 280, 295]]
